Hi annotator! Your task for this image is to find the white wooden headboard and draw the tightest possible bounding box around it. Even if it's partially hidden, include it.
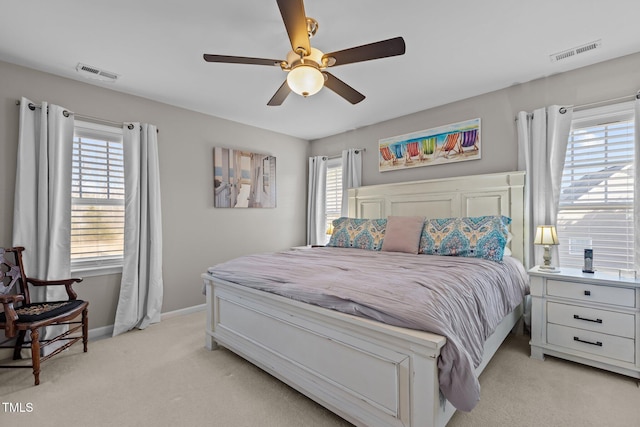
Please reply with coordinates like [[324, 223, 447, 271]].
[[348, 171, 527, 263]]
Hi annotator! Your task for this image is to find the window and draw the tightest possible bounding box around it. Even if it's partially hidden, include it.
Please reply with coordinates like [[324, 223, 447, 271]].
[[71, 121, 125, 274], [557, 102, 635, 273], [325, 158, 343, 244]]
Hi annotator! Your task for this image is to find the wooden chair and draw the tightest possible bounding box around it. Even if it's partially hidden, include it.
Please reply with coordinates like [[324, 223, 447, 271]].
[[0, 246, 88, 385]]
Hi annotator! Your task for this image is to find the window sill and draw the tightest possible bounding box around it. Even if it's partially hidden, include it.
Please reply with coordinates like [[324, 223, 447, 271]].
[[71, 264, 123, 278]]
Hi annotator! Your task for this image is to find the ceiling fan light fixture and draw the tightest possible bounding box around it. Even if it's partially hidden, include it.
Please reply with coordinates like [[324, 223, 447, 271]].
[[287, 64, 324, 97]]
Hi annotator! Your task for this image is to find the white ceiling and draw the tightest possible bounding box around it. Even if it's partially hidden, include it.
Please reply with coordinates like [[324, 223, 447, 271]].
[[1, 1, 639, 140]]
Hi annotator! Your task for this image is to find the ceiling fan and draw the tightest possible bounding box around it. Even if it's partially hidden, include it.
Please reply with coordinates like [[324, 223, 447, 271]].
[[203, 0, 406, 106]]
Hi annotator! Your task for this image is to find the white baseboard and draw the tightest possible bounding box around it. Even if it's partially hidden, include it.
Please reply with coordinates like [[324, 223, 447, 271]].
[[161, 303, 206, 319], [88, 325, 114, 341], [88, 304, 206, 341]]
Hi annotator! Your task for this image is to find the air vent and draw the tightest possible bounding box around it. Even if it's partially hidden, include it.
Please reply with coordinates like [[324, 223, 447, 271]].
[[550, 39, 602, 63], [76, 63, 119, 82]]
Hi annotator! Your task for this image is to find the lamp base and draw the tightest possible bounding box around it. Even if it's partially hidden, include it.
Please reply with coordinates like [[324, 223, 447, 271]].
[[539, 265, 560, 273], [539, 244, 560, 272]]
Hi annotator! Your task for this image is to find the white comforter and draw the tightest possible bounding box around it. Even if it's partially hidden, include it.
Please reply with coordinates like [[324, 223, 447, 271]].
[[207, 247, 529, 411]]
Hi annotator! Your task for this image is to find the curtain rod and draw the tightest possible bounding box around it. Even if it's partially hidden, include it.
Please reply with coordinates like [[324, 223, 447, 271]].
[[571, 90, 640, 112], [15, 100, 159, 132], [514, 89, 639, 121], [326, 148, 366, 160]]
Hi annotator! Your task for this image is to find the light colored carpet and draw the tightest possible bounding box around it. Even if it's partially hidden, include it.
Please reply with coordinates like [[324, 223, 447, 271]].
[[1, 310, 638, 427], [448, 330, 640, 427]]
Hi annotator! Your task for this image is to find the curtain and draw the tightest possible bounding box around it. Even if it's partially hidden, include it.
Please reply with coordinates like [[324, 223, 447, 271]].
[[635, 96, 640, 271], [516, 105, 573, 269], [340, 149, 363, 216], [113, 123, 163, 337], [13, 97, 73, 291], [13, 97, 74, 353], [306, 156, 327, 246]]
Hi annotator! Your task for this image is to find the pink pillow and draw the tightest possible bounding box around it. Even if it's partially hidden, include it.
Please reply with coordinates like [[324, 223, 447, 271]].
[[381, 216, 425, 254]]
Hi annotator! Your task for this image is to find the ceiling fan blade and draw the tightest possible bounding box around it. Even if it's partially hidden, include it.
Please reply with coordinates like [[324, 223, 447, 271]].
[[323, 72, 365, 104], [203, 54, 282, 67], [277, 0, 311, 55], [267, 80, 292, 106], [323, 36, 406, 67]]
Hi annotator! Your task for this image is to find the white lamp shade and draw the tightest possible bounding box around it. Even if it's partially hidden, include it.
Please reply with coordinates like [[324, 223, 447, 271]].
[[534, 225, 559, 245], [287, 65, 324, 97]]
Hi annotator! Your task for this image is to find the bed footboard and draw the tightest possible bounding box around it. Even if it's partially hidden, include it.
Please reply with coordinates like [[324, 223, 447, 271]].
[[204, 275, 454, 427], [203, 275, 522, 427]]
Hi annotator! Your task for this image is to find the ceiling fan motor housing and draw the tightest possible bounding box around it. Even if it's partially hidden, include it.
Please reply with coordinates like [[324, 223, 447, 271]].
[[285, 47, 325, 70]]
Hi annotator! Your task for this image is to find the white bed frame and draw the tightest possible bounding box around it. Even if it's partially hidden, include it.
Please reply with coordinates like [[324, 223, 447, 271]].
[[203, 171, 526, 427]]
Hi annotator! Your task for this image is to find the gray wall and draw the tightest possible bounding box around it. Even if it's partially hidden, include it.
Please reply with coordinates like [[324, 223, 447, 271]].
[[0, 61, 309, 331], [2, 51, 639, 331], [311, 52, 640, 187]]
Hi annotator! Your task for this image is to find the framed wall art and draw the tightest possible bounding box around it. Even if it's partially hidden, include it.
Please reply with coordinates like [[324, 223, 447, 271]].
[[379, 118, 481, 172], [213, 147, 276, 208]]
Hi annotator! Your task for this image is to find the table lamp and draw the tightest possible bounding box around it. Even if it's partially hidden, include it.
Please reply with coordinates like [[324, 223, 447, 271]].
[[534, 225, 560, 273], [326, 222, 334, 236]]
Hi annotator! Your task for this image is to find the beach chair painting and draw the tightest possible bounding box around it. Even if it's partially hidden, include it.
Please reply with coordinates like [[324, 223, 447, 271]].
[[379, 146, 397, 166], [420, 137, 436, 160], [406, 141, 420, 158], [378, 118, 481, 172], [435, 132, 461, 159], [391, 142, 405, 160], [458, 129, 479, 153], [404, 141, 420, 165]]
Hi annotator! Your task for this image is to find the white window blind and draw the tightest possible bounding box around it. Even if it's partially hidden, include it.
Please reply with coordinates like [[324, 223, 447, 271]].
[[557, 103, 635, 273], [71, 121, 125, 270], [325, 158, 343, 243]]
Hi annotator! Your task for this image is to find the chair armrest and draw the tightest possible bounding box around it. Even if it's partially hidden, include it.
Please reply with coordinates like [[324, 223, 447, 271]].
[[0, 294, 25, 304], [0, 295, 24, 338], [25, 277, 84, 300]]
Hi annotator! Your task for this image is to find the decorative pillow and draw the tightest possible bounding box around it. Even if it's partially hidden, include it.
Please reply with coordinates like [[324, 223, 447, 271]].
[[327, 217, 387, 250], [381, 216, 425, 254], [503, 232, 513, 257], [418, 215, 511, 262]]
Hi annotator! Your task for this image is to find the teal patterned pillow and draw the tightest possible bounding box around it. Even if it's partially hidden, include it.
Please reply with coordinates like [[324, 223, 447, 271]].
[[418, 215, 511, 262], [327, 217, 387, 250]]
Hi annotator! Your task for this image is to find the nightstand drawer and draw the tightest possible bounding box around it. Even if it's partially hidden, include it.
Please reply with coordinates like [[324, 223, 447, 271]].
[[547, 302, 635, 338], [547, 280, 635, 308], [547, 324, 635, 363]]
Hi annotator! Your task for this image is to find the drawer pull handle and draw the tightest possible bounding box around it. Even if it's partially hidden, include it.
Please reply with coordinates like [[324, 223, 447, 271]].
[[573, 314, 602, 324], [584, 290, 591, 296], [574, 336, 602, 347]]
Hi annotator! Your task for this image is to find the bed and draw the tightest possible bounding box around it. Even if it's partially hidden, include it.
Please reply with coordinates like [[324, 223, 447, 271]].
[[202, 171, 528, 427]]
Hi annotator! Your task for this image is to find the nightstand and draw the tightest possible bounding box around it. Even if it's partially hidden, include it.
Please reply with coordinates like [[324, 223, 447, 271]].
[[529, 266, 640, 380]]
